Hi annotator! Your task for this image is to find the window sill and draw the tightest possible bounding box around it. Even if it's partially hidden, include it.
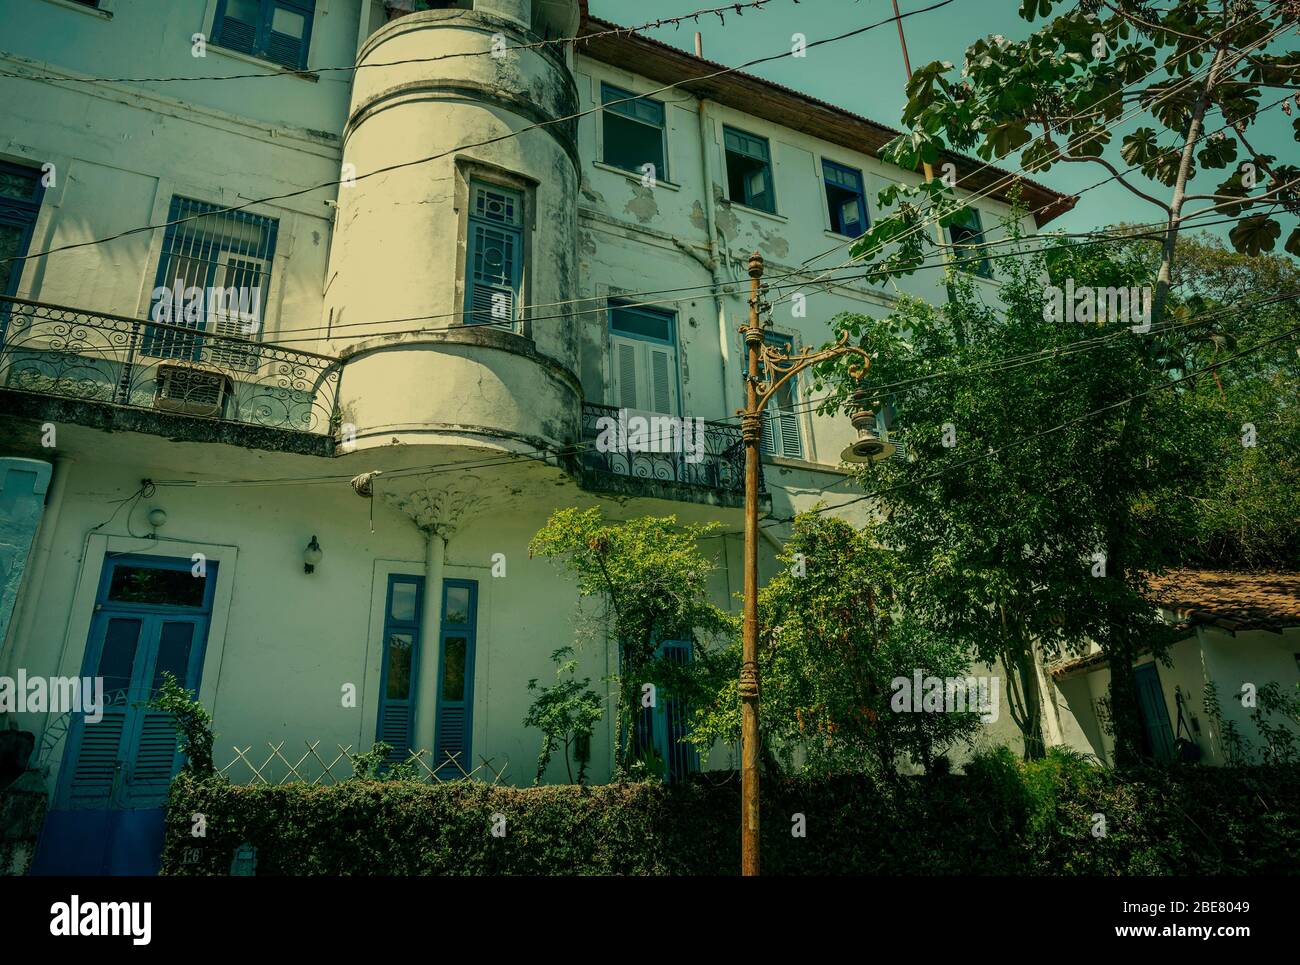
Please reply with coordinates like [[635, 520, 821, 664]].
[[592, 160, 680, 192], [763, 454, 851, 475], [207, 43, 319, 82], [721, 199, 786, 223], [824, 229, 866, 243], [38, 0, 112, 20]]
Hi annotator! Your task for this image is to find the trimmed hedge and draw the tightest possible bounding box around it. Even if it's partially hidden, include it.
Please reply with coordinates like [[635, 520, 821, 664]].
[[162, 751, 1300, 875]]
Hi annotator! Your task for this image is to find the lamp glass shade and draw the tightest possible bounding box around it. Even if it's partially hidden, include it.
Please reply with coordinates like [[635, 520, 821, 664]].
[[840, 437, 896, 464]]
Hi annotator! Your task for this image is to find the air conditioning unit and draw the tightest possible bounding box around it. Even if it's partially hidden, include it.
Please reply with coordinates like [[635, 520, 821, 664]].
[[154, 365, 231, 418]]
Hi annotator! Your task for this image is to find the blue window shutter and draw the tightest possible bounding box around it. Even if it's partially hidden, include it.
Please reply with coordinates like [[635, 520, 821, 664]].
[[434, 580, 478, 777], [376, 576, 423, 764], [214, 0, 259, 56], [215, 0, 314, 70], [658, 641, 699, 782], [465, 184, 523, 329]]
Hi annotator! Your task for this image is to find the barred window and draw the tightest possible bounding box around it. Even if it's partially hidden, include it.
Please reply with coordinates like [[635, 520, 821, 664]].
[[145, 196, 278, 372]]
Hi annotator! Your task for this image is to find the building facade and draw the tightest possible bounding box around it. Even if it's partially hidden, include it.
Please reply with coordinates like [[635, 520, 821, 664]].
[[0, 0, 1075, 871]]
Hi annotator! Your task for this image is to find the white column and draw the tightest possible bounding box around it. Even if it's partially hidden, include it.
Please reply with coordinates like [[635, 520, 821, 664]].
[[412, 528, 446, 758]]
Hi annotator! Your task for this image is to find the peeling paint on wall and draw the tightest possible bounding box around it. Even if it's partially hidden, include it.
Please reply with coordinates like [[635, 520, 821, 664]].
[[580, 178, 606, 207], [622, 184, 659, 224], [689, 200, 708, 232], [752, 221, 790, 259]]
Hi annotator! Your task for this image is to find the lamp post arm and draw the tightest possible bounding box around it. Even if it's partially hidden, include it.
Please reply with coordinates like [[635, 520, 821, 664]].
[[750, 336, 873, 415]]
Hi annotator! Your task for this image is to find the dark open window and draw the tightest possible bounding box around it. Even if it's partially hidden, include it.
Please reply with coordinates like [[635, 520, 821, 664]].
[[822, 159, 867, 237], [601, 83, 668, 181], [723, 126, 775, 213], [947, 206, 992, 278], [0, 161, 45, 306]]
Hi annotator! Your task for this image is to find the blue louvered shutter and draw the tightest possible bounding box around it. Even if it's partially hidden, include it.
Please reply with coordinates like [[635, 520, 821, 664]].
[[434, 581, 477, 778], [376, 576, 422, 765], [265, 1, 313, 69], [215, 0, 260, 56], [465, 183, 523, 330], [761, 334, 802, 459], [66, 612, 207, 809], [120, 619, 197, 807], [215, 0, 313, 70], [659, 641, 699, 782]]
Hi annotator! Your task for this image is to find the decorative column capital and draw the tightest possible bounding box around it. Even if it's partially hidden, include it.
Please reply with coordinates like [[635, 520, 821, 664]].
[[383, 477, 489, 539]]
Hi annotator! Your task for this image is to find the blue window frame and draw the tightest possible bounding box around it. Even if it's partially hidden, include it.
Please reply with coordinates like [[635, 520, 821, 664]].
[[601, 82, 668, 181], [214, 0, 315, 71], [822, 159, 867, 237], [434, 579, 478, 778], [723, 126, 775, 213], [947, 206, 992, 278], [145, 195, 278, 371], [57, 554, 218, 810], [630, 640, 699, 783], [375, 575, 424, 763], [0, 160, 45, 323], [464, 181, 524, 330]]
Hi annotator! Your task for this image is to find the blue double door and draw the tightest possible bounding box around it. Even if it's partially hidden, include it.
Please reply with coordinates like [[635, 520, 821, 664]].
[[375, 577, 479, 778], [32, 555, 216, 875]]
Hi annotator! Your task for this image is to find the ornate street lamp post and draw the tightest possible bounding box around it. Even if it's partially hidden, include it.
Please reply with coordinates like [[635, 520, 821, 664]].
[[738, 252, 894, 876]]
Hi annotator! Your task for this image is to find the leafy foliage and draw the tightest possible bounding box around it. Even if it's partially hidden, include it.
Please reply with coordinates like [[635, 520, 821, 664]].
[[851, 0, 1300, 319], [147, 672, 214, 778], [529, 509, 731, 775], [161, 754, 1300, 875], [817, 226, 1216, 765], [690, 513, 982, 777], [523, 647, 604, 785]]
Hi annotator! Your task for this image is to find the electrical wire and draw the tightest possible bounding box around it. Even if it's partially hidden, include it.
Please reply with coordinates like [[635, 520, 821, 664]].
[[0, 0, 961, 272]]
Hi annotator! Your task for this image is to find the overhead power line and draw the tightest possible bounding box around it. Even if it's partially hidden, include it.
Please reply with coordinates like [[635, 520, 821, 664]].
[[0, 0, 959, 271], [0, 0, 786, 85]]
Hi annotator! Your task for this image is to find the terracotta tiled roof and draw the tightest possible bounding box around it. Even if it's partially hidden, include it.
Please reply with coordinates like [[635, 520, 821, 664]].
[[1146, 569, 1300, 634], [1050, 570, 1300, 679]]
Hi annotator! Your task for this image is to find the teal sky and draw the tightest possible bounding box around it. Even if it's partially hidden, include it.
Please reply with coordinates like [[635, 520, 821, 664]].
[[589, 0, 1299, 248]]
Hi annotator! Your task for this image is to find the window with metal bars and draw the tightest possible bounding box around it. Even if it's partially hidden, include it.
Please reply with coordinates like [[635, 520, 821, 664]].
[[464, 181, 524, 331], [213, 0, 315, 71], [145, 196, 278, 372]]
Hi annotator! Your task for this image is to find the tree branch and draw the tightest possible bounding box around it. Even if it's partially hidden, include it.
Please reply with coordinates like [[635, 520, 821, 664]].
[[1054, 153, 1174, 213]]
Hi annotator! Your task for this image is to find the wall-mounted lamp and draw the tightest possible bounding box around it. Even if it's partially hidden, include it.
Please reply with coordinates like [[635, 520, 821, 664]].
[[147, 508, 168, 538], [303, 535, 323, 574]]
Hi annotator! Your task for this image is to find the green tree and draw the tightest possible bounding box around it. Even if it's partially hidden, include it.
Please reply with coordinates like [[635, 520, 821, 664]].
[[866, 0, 1300, 317], [529, 508, 731, 776], [690, 513, 982, 778], [819, 229, 1215, 765], [1161, 232, 1300, 568], [523, 647, 605, 784]]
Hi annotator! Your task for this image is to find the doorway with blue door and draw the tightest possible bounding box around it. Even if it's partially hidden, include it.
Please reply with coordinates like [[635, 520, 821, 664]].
[[31, 553, 217, 875], [1134, 662, 1176, 763]]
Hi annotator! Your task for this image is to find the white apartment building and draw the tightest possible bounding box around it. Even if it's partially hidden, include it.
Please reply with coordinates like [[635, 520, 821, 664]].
[[0, 0, 1071, 872]]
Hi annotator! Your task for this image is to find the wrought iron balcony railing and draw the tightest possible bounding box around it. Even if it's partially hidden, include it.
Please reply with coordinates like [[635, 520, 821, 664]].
[[0, 296, 340, 435], [579, 402, 763, 498]]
